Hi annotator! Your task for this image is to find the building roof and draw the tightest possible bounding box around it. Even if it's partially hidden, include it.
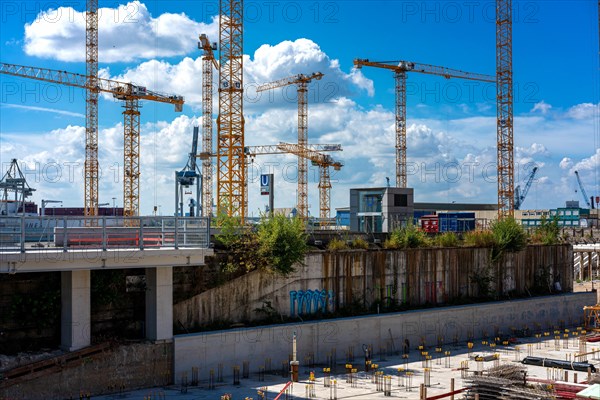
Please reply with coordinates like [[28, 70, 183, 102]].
[[414, 202, 498, 211]]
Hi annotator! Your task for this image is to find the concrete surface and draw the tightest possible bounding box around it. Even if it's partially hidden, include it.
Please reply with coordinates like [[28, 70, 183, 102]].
[[96, 322, 600, 399], [61, 270, 90, 351], [174, 292, 595, 382]]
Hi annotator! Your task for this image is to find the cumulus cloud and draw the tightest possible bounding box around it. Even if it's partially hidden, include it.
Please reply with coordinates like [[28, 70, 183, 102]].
[[566, 103, 599, 120], [104, 38, 374, 111], [559, 157, 573, 170], [24, 1, 218, 62], [531, 101, 552, 114]]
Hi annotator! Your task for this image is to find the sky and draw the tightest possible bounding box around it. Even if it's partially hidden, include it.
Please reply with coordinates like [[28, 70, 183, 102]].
[[0, 0, 599, 216]]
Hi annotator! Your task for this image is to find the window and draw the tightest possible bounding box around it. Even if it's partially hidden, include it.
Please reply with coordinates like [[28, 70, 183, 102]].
[[394, 194, 408, 207]]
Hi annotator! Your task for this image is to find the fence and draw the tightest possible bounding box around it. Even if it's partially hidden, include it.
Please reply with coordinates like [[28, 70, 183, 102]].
[[0, 216, 210, 252]]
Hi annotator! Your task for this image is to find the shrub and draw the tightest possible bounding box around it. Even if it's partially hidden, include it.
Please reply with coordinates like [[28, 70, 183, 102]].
[[490, 217, 527, 253], [351, 237, 369, 249], [328, 238, 349, 251], [386, 223, 430, 249], [257, 214, 308, 275], [534, 215, 560, 245], [463, 230, 496, 247], [435, 232, 459, 247]]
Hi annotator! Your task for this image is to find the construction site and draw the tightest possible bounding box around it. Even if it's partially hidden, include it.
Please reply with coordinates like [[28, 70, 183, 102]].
[[0, 0, 600, 399]]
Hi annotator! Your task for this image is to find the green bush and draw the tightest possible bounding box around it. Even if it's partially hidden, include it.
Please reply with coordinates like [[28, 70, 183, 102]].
[[463, 230, 496, 247], [532, 215, 560, 245], [351, 237, 369, 249], [435, 232, 459, 247], [386, 223, 430, 249], [490, 217, 527, 253], [328, 238, 349, 251], [257, 214, 308, 275]]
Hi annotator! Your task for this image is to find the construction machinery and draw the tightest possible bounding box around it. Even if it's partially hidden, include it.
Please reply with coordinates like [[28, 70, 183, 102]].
[[40, 200, 63, 216], [514, 166, 538, 210], [353, 59, 494, 189], [256, 72, 325, 219], [217, 0, 245, 219], [198, 34, 218, 217], [496, 0, 515, 218], [244, 143, 342, 221], [575, 170, 593, 209], [0, 159, 36, 216], [0, 62, 184, 218], [86, 0, 99, 217], [176, 127, 202, 217]]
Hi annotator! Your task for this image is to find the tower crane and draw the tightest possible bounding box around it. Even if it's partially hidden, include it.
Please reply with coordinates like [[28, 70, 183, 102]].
[[175, 127, 202, 217], [353, 59, 494, 189], [496, 0, 515, 218], [217, 0, 245, 220], [514, 166, 537, 210], [244, 143, 342, 221], [0, 159, 35, 216], [86, 0, 99, 217], [198, 34, 218, 217], [256, 72, 325, 220], [575, 171, 593, 208], [0, 62, 184, 218]]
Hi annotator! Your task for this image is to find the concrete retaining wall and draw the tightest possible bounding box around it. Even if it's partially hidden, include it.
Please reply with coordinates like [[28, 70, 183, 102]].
[[174, 245, 573, 328], [174, 292, 595, 380]]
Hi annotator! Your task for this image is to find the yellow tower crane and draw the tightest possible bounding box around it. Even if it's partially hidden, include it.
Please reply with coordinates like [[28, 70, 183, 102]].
[[0, 62, 184, 217], [198, 34, 218, 218], [353, 59, 494, 189], [86, 0, 99, 217], [256, 72, 324, 220], [217, 0, 245, 219], [244, 143, 343, 221], [496, 0, 515, 218]]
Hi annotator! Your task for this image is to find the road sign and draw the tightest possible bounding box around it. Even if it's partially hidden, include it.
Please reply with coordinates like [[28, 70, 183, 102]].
[[261, 174, 272, 195]]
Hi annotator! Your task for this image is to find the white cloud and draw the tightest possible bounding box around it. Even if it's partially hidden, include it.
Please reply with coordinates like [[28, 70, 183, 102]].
[[559, 157, 573, 170], [531, 101, 552, 114], [104, 38, 374, 111], [566, 103, 599, 120], [1, 103, 85, 118], [24, 1, 218, 63]]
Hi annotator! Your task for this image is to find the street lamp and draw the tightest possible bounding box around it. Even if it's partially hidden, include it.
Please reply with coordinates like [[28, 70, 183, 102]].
[[112, 197, 116, 216]]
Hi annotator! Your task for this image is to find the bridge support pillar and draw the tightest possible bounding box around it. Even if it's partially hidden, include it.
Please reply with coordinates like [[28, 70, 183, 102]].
[[145, 267, 173, 341], [61, 270, 91, 351]]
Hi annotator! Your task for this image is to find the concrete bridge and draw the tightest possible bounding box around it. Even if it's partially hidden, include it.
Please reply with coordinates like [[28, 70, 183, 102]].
[[0, 216, 213, 351], [574, 243, 600, 281]]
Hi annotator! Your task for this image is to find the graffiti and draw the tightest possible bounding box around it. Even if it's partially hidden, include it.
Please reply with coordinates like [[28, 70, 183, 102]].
[[289, 289, 334, 316]]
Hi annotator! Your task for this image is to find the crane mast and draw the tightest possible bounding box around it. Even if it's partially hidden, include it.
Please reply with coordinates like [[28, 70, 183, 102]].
[[256, 72, 324, 220], [354, 59, 494, 189], [0, 62, 184, 218], [496, 0, 515, 218], [217, 0, 245, 219], [199, 34, 218, 217], [86, 0, 99, 217]]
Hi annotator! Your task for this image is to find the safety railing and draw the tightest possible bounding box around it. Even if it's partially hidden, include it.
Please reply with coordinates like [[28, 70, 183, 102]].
[[0, 216, 210, 252]]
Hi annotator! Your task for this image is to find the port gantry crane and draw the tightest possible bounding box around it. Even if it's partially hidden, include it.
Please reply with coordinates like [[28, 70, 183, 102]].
[[198, 34, 218, 217], [514, 166, 538, 210], [0, 62, 184, 218], [353, 59, 495, 190], [575, 171, 592, 208], [244, 143, 343, 221], [256, 72, 325, 220], [217, 0, 245, 220], [86, 0, 99, 217], [496, 0, 515, 219]]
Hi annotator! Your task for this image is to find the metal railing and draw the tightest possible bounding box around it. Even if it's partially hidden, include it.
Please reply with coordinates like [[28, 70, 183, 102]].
[[0, 216, 210, 252]]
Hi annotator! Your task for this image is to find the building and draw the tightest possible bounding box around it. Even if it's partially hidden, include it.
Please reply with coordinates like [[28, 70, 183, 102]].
[[349, 187, 414, 233]]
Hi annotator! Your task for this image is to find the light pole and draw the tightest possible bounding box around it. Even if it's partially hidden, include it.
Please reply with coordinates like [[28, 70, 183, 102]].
[[112, 197, 116, 216]]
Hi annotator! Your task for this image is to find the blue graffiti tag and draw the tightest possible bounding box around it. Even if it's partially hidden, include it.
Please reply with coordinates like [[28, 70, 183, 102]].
[[289, 289, 335, 316]]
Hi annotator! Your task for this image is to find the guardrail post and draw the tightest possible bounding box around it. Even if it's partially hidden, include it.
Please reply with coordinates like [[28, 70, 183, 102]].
[[139, 217, 144, 250], [174, 217, 179, 249], [20, 216, 25, 253], [102, 216, 107, 251], [63, 217, 68, 252]]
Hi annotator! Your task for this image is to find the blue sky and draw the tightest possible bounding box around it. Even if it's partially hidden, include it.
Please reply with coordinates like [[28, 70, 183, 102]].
[[0, 1, 599, 216]]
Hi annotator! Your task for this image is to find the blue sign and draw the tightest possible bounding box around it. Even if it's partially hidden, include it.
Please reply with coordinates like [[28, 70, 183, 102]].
[[261, 174, 272, 195]]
